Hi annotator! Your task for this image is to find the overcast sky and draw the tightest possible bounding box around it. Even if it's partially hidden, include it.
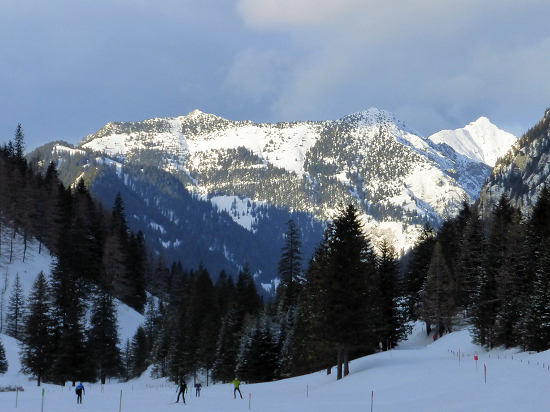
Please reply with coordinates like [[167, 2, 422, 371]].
[[1, 0, 549, 151]]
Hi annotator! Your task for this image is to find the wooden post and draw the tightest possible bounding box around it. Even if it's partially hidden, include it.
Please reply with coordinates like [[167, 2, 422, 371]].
[[41, 388, 45, 412], [371, 391, 373, 412], [119, 390, 123, 412], [249, 393, 251, 409]]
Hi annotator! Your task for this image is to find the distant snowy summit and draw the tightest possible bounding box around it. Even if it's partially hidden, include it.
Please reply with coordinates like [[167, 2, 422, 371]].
[[428, 117, 517, 167]]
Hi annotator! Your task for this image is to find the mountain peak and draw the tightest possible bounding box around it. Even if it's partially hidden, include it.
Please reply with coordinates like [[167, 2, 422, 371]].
[[428, 118, 517, 167]]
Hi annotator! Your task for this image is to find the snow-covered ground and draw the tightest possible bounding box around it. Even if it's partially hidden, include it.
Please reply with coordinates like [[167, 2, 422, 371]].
[[2, 321, 549, 412]]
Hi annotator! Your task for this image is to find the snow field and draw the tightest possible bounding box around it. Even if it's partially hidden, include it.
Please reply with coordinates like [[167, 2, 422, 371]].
[[3, 324, 550, 412]]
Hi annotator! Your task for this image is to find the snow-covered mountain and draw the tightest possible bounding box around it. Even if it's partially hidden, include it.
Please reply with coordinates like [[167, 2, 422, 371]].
[[73, 108, 512, 252], [428, 117, 517, 167], [31, 108, 515, 283], [479, 108, 550, 212]]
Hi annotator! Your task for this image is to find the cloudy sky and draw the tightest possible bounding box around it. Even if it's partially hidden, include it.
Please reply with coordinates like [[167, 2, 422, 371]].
[[1, 0, 549, 151]]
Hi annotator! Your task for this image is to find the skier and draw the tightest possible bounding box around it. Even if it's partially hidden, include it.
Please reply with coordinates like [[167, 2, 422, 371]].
[[176, 380, 188, 404], [231, 377, 243, 399], [75, 382, 85, 404], [195, 382, 202, 397]]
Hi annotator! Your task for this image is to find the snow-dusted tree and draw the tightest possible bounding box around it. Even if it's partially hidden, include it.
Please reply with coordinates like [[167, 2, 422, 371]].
[[6, 273, 25, 339], [235, 314, 280, 383]]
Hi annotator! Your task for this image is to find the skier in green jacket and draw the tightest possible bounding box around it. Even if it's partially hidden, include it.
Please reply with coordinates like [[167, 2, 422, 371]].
[[231, 377, 243, 399]]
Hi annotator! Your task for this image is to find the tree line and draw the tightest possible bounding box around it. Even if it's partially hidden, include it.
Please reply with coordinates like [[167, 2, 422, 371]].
[[403, 187, 550, 352]]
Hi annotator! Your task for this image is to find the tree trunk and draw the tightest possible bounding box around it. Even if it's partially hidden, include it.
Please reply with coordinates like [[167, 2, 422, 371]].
[[343, 349, 349, 377], [336, 347, 343, 380]]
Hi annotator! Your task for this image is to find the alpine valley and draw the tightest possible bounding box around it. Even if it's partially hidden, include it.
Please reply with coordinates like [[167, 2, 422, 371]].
[[29, 108, 517, 292]]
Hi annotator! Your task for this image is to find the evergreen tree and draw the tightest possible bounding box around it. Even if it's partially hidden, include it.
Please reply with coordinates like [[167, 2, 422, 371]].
[[235, 314, 280, 383], [374, 239, 408, 348], [88, 287, 123, 384], [457, 210, 485, 315], [276, 220, 303, 316], [19, 271, 54, 385], [0, 337, 7, 374], [13, 123, 26, 164], [50, 229, 95, 384], [125, 231, 147, 312], [6, 273, 25, 339], [212, 307, 242, 383], [520, 186, 550, 351], [300, 204, 377, 379], [129, 326, 149, 379], [403, 223, 436, 330], [234, 264, 262, 323], [418, 242, 456, 337]]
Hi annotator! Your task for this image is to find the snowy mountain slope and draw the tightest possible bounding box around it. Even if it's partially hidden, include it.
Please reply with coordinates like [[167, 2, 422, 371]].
[[70, 108, 509, 255], [0, 236, 144, 346], [428, 117, 517, 167], [479, 108, 550, 212]]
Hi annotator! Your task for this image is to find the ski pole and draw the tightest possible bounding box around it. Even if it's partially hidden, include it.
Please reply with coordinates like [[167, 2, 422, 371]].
[[170, 385, 179, 403]]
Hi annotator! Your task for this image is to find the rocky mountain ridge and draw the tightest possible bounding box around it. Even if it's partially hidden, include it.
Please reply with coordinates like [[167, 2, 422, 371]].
[[75, 108, 513, 253], [479, 108, 550, 213]]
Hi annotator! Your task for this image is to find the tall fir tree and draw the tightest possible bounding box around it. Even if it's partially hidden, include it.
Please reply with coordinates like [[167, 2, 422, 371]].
[[403, 223, 436, 332], [235, 314, 280, 383], [88, 287, 123, 384], [374, 239, 408, 349], [19, 271, 54, 385], [418, 242, 456, 337], [129, 326, 149, 379], [6, 273, 25, 339], [276, 220, 303, 316], [300, 204, 377, 379], [0, 337, 7, 374]]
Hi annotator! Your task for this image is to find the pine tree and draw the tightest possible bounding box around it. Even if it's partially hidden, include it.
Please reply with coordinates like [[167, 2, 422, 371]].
[[374, 239, 408, 349], [276, 220, 303, 316], [403, 223, 436, 330], [19, 271, 54, 385], [0, 337, 8, 374], [6, 273, 25, 339], [212, 307, 242, 383], [129, 326, 149, 379], [88, 287, 123, 384], [457, 210, 485, 315], [300, 204, 377, 379], [418, 242, 456, 337], [13, 124, 26, 164], [235, 314, 280, 383], [520, 186, 550, 351]]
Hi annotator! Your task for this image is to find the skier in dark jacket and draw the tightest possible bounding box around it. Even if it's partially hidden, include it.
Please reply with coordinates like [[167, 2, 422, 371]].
[[75, 382, 85, 404], [176, 381, 188, 404], [195, 382, 202, 397]]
